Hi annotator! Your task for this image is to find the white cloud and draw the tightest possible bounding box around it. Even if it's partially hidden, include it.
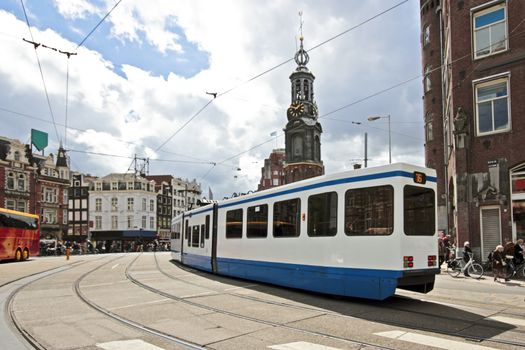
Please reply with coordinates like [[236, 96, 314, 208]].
[[52, 0, 102, 20], [0, 1, 424, 198]]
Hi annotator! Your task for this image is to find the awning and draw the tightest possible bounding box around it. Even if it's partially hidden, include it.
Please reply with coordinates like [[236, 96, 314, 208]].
[[90, 230, 157, 241]]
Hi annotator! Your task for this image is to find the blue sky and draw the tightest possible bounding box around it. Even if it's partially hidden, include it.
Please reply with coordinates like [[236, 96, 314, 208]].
[[3, 0, 209, 79]]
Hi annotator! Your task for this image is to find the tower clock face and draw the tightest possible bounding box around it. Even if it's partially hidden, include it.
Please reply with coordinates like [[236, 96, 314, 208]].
[[287, 102, 305, 119]]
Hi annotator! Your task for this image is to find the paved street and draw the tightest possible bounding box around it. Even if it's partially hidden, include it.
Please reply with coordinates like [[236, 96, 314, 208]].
[[1, 252, 525, 350]]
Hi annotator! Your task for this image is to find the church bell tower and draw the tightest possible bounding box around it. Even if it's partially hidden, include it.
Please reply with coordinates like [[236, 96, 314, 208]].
[[283, 31, 324, 184]]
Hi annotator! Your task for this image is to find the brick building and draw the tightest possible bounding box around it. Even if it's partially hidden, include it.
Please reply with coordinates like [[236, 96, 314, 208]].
[[33, 147, 70, 240], [145, 175, 174, 242], [0, 137, 36, 214], [258, 148, 285, 191], [420, 0, 525, 259]]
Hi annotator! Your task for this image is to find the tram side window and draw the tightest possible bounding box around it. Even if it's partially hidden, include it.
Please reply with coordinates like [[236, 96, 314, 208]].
[[226, 209, 243, 238], [273, 198, 301, 237], [404, 185, 435, 236], [247, 204, 268, 238], [308, 192, 337, 237], [192, 225, 200, 247], [200, 224, 205, 247], [345, 186, 393, 236], [205, 215, 210, 239]]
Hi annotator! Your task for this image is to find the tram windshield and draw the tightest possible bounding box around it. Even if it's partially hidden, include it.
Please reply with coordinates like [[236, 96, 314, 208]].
[[404, 185, 436, 236]]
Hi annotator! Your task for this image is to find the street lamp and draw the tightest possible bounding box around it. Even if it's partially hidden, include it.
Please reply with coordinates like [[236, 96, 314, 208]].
[[367, 114, 391, 164]]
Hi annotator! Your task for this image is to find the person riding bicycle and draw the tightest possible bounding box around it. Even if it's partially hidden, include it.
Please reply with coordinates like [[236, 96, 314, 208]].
[[462, 241, 472, 277], [492, 245, 509, 282]]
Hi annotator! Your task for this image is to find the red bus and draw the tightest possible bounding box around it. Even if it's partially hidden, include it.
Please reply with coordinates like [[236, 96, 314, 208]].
[[0, 207, 40, 262]]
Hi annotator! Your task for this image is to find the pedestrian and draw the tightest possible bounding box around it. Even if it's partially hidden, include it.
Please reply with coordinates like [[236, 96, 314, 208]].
[[65, 240, 71, 261], [492, 245, 509, 282], [438, 237, 445, 267], [462, 241, 472, 277], [514, 239, 524, 265]]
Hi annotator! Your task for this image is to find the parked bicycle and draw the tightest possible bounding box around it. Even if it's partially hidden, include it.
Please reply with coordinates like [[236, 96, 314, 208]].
[[447, 252, 484, 279]]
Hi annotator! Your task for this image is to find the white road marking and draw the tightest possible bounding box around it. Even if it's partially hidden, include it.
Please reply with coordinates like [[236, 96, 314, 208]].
[[97, 339, 164, 350], [110, 298, 170, 311], [375, 330, 498, 350], [111, 263, 119, 269], [268, 341, 341, 350], [488, 315, 525, 327], [82, 280, 129, 288], [224, 284, 258, 291], [180, 291, 217, 298]]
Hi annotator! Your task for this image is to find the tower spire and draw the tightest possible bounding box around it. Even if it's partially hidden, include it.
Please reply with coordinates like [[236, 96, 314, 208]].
[[295, 11, 309, 68]]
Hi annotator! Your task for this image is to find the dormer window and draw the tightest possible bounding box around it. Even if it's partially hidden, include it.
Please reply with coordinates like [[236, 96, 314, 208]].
[[14, 151, 20, 161]]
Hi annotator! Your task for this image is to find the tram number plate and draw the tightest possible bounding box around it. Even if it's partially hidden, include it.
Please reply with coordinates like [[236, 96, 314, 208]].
[[413, 171, 426, 184]]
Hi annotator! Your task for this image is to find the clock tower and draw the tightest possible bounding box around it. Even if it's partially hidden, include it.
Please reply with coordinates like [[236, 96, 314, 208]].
[[283, 34, 324, 184]]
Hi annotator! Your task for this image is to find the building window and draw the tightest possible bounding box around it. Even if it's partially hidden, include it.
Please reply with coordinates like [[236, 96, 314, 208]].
[[475, 77, 510, 135], [423, 24, 430, 46], [95, 198, 102, 212], [150, 199, 154, 212], [95, 182, 102, 191], [247, 204, 268, 238], [308, 192, 338, 237], [150, 216, 154, 229], [17, 174, 25, 191], [425, 113, 434, 142], [63, 209, 67, 224], [17, 200, 26, 213], [424, 65, 432, 92], [473, 4, 507, 59], [95, 216, 102, 229], [345, 186, 394, 236], [111, 197, 118, 212], [6, 172, 14, 190], [111, 216, 118, 229], [14, 150, 20, 161], [226, 209, 243, 239], [127, 181, 134, 190], [127, 215, 133, 229], [127, 198, 134, 211], [43, 210, 56, 224], [273, 198, 301, 237], [142, 215, 147, 229], [5, 199, 15, 210], [111, 181, 118, 190]]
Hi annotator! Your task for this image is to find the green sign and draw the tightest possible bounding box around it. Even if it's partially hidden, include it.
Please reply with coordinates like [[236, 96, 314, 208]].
[[31, 129, 48, 151]]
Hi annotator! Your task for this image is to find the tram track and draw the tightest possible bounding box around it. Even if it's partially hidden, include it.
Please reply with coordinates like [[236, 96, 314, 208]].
[[126, 253, 399, 350], [73, 253, 205, 350], [152, 252, 525, 349], [5, 259, 94, 350]]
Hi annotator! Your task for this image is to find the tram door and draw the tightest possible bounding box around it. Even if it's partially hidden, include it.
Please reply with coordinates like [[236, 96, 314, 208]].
[[180, 215, 186, 264], [211, 203, 219, 273]]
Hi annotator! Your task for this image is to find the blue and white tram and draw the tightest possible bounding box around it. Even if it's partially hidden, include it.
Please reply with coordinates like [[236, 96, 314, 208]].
[[171, 163, 438, 300]]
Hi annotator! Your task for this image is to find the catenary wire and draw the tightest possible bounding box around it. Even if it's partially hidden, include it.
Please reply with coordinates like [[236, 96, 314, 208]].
[[75, 0, 124, 51], [20, 0, 61, 142]]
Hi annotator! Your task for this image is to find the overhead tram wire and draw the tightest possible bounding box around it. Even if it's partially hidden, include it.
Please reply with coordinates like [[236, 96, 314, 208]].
[[20, 0, 60, 142], [75, 0, 124, 51], [67, 149, 217, 165], [199, 26, 525, 184], [153, 0, 410, 153]]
